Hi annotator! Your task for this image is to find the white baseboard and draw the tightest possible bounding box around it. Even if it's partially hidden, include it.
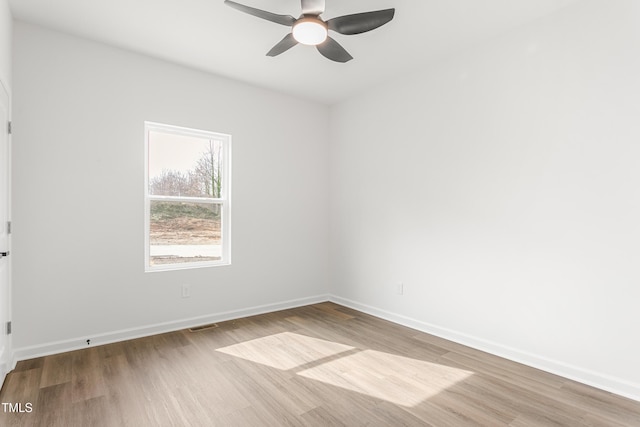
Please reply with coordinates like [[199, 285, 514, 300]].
[[329, 295, 640, 402], [1, 356, 18, 391], [12, 294, 330, 361]]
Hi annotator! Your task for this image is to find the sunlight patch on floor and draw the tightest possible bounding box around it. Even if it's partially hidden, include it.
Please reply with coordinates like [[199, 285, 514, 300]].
[[298, 349, 473, 407], [217, 332, 473, 407], [216, 332, 355, 370]]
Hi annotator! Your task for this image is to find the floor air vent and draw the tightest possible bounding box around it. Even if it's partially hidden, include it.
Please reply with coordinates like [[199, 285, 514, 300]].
[[189, 323, 219, 332]]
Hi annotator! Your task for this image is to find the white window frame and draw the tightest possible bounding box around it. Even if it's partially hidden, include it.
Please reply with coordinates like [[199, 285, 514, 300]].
[[144, 121, 231, 272]]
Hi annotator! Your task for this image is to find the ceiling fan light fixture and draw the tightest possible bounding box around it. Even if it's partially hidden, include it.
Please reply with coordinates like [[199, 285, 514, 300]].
[[292, 18, 328, 45], [224, 1, 396, 62]]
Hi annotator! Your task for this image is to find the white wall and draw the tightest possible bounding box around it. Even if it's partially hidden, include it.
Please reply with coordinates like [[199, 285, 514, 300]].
[[0, 0, 10, 88], [12, 22, 329, 353], [329, 0, 640, 400]]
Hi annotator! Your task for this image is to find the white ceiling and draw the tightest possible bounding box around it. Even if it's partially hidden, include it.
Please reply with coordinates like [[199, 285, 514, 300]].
[[9, 0, 582, 104]]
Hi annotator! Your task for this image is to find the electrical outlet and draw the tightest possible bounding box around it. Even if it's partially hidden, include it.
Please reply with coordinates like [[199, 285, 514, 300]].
[[181, 284, 191, 298], [396, 282, 404, 295]]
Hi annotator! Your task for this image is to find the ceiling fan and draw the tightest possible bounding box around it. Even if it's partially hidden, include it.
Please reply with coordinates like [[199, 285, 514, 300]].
[[224, 0, 395, 63]]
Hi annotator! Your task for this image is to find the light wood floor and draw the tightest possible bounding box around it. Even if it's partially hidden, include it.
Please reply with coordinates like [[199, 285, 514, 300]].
[[1, 302, 639, 426]]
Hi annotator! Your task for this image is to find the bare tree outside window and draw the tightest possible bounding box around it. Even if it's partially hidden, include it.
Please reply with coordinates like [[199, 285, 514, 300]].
[[149, 140, 223, 201]]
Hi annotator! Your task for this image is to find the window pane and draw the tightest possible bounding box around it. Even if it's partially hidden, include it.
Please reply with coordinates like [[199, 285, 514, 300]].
[[149, 201, 221, 266], [148, 131, 224, 198]]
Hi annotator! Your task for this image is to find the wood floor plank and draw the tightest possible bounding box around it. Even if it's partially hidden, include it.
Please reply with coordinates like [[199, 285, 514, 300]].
[[39, 352, 73, 388], [0, 367, 41, 427], [71, 347, 107, 403], [2, 303, 639, 426], [101, 353, 155, 426], [10, 357, 44, 373], [301, 405, 349, 426], [439, 350, 568, 399], [70, 396, 111, 427], [559, 380, 640, 426], [34, 383, 73, 427]]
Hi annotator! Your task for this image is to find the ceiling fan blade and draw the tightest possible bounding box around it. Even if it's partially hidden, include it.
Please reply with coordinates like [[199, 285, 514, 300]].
[[327, 9, 395, 35], [224, 0, 296, 26], [316, 37, 353, 63], [267, 33, 298, 57], [301, 0, 325, 15]]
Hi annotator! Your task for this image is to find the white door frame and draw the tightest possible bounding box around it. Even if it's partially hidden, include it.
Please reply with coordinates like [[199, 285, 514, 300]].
[[0, 78, 12, 387]]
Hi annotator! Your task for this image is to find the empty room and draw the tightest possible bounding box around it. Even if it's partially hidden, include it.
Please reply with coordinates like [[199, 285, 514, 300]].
[[0, 0, 639, 425]]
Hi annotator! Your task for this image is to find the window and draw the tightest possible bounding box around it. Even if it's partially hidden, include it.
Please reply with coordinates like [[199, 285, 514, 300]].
[[144, 122, 231, 271]]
